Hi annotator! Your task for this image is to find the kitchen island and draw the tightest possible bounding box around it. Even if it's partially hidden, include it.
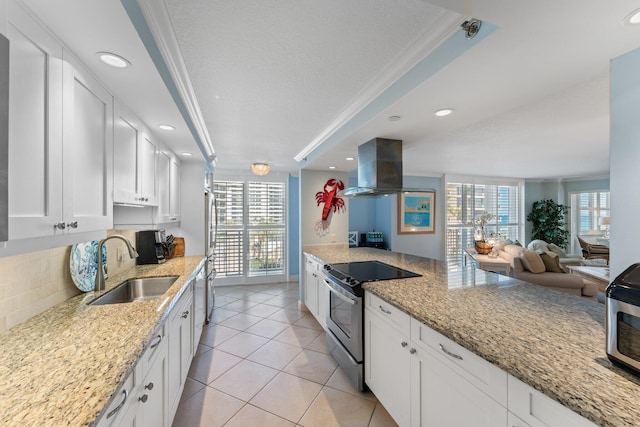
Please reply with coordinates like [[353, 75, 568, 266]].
[[305, 246, 640, 427], [0, 256, 205, 426]]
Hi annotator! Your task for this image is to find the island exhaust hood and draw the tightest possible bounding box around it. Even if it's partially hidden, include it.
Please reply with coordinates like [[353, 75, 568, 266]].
[[341, 138, 433, 197]]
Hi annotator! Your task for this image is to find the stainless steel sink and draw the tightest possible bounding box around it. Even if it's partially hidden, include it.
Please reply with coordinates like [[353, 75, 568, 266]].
[[88, 276, 179, 306]]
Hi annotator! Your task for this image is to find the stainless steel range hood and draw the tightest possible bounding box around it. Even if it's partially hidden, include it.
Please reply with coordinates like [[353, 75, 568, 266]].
[[341, 138, 432, 197]]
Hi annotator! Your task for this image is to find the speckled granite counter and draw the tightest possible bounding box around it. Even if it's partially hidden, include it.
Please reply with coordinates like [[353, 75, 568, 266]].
[[305, 247, 640, 427], [0, 256, 205, 426]]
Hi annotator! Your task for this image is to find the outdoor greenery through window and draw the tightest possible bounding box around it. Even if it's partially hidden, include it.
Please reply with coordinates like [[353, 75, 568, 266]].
[[214, 179, 286, 281], [569, 191, 610, 253], [446, 180, 521, 267]]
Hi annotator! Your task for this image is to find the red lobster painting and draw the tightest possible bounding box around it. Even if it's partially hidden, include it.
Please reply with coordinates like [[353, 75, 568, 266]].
[[315, 179, 345, 235]]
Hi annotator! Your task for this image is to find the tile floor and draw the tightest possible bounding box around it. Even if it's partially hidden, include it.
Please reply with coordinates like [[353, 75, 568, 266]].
[[172, 282, 398, 427]]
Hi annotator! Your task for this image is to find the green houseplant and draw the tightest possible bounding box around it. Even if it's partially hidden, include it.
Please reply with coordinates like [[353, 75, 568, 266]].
[[526, 199, 570, 248]]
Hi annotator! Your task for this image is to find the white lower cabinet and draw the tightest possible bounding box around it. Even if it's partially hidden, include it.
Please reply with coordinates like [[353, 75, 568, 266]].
[[168, 285, 194, 420], [303, 253, 326, 327], [135, 332, 169, 427], [364, 290, 598, 427]]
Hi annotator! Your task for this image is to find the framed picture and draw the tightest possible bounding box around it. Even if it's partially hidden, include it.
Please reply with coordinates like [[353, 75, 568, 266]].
[[397, 191, 436, 234]]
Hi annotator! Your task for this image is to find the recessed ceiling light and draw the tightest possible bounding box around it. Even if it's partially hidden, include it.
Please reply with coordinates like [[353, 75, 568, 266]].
[[435, 108, 454, 117], [624, 9, 640, 25], [388, 115, 401, 122], [158, 124, 175, 131], [181, 152, 193, 156], [96, 52, 131, 68], [346, 157, 355, 161], [329, 166, 336, 169]]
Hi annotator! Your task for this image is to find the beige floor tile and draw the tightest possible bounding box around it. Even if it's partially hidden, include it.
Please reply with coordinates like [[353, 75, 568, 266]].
[[244, 303, 283, 318], [281, 288, 301, 299], [267, 308, 308, 324], [215, 287, 254, 298], [286, 300, 311, 312], [199, 323, 239, 347], [283, 349, 338, 384], [294, 313, 324, 330], [325, 367, 377, 402], [209, 307, 239, 324], [210, 359, 278, 401], [223, 299, 260, 312], [215, 331, 269, 358], [306, 332, 330, 354], [245, 318, 292, 339], [264, 295, 299, 308], [224, 404, 295, 427], [250, 372, 322, 423], [298, 387, 376, 427], [243, 292, 278, 303], [181, 377, 206, 401], [187, 348, 242, 385], [246, 339, 303, 370], [213, 295, 238, 307], [218, 312, 263, 331], [195, 343, 212, 357], [274, 325, 322, 347], [368, 403, 399, 427], [172, 386, 244, 427]]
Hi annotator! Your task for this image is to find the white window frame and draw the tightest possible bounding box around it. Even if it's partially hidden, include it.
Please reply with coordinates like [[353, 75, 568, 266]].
[[214, 171, 289, 286], [569, 190, 610, 254]]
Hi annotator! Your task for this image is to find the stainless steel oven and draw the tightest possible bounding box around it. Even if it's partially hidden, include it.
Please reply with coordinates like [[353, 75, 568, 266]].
[[325, 276, 364, 390]]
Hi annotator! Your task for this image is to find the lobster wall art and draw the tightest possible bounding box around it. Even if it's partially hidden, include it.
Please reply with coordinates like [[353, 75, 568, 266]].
[[314, 178, 345, 236]]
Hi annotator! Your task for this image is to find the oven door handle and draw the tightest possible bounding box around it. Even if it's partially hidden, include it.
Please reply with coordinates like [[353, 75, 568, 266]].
[[324, 278, 358, 306]]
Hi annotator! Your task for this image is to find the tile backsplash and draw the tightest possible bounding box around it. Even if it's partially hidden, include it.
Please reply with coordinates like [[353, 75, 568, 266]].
[[0, 229, 137, 333]]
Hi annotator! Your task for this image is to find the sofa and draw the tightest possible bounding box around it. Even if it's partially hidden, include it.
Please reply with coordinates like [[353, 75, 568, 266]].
[[497, 244, 598, 299]]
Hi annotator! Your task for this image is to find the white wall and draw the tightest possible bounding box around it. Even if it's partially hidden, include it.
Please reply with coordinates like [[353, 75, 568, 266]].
[[300, 170, 349, 246], [610, 46, 640, 278]]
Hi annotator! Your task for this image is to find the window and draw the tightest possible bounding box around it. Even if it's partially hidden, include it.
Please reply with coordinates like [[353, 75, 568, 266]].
[[569, 191, 610, 252], [446, 178, 522, 267], [214, 177, 287, 284]]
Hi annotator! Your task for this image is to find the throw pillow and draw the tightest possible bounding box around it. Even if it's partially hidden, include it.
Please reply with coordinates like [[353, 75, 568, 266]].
[[547, 243, 568, 257], [539, 251, 566, 273], [519, 249, 546, 274]]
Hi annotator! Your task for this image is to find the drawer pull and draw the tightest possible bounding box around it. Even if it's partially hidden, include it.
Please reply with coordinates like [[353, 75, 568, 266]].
[[410, 348, 417, 355], [379, 305, 392, 315], [439, 343, 463, 360], [106, 389, 128, 419], [145, 382, 154, 391], [139, 394, 148, 403], [181, 310, 190, 319], [150, 334, 162, 349], [401, 341, 408, 348]]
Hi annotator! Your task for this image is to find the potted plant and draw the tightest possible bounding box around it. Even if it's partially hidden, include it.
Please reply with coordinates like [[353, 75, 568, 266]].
[[526, 199, 570, 248], [468, 212, 495, 254]]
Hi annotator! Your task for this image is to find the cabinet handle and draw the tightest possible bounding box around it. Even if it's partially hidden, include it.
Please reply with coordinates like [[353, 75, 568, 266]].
[[54, 222, 66, 230], [169, 217, 177, 221], [410, 348, 417, 355], [67, 221, 78, 229], [181, 310, 189, 319], [379, 305, 392, 315], [139, 394, 148, 403], [401, 341, 408, 348], [439, 343, 463, 360], [106, 389, 128, 419], [145, 382, 154, 391], [150, 334, 162, 349]]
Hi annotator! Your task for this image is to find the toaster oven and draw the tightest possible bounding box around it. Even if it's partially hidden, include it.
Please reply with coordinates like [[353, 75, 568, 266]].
[[606, 263, 640, 374]]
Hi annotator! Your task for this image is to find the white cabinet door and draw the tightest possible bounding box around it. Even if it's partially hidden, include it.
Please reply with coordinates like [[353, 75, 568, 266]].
[[137, 335, 168, 427], [139, 134, 158, 205], [157, 149, 180, 223], [364, 307, 411, 427], [7, 0, 63, 239], [113, 102, 139, 205], [304, 258, 319, 317], [168, 285, 194, 420], [411, 344, 507, 427], [62, 53, 113, 233]]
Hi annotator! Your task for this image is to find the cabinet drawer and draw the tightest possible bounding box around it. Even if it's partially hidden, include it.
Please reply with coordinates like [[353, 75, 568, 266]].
[[411, 318, 507, 406], [169, 285, 193, 330], [98, 371, 135, 427], [139, 323, 166, 379], [305, 254, 321, 270], [365, 292, 410, 334], [508, 375, 597, 427]]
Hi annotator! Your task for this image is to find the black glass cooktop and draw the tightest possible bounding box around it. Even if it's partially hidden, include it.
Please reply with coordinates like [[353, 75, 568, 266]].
[[330, 260, 421, 283]]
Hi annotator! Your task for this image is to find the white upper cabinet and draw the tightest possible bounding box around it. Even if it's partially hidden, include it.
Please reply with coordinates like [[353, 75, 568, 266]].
[[61, 52, 113, 233], [113, 101, 158, 206], [8, 1, 113, 238], [157, 149, 181, 224], [7, 0, 63, 239]]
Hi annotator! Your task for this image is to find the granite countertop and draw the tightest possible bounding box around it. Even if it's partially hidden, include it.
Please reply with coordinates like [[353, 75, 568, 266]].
[[0, 256, 205, 427], [305, 247, 640, 427]]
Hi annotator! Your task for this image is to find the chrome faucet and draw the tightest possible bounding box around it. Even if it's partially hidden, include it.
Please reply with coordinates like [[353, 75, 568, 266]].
[[95, 234, 139, 292]]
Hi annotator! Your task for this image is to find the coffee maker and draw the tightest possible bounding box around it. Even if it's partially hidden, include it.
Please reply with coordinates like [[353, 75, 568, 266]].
[[136, 230, 167, 264]]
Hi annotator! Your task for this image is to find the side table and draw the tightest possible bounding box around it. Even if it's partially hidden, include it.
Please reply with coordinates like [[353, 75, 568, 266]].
[[463, 247, 511, 274]]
